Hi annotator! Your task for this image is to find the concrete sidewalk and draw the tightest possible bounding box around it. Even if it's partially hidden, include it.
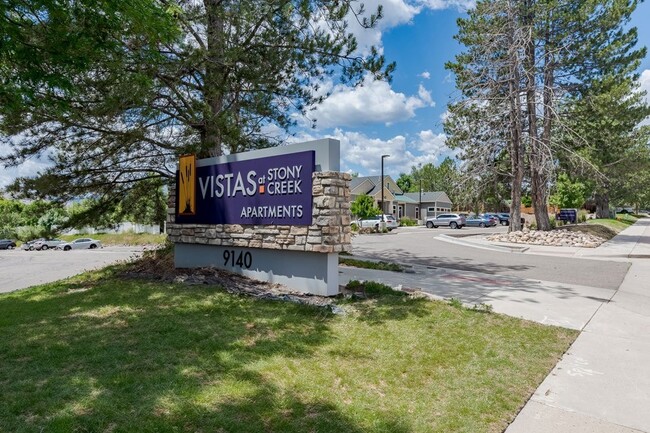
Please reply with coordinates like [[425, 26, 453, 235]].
[[342, 219, 650, 432], [506, 219, 650, 433]]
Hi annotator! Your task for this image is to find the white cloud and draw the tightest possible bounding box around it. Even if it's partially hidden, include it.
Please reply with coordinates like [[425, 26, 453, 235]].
[[417, 84, 435, 107], [0, 157, 51, 190], [419, 71, 431, 79], [345, 0, 474, 55], [324, 129, 451, 175], [309, 76, 435, 129], [346, 0, 421, 55], [418, 0, 476, 11], [640, 69, 650, 126]]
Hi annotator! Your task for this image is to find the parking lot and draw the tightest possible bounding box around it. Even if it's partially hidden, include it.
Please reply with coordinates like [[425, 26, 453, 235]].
[[0, 246, 145, 293]]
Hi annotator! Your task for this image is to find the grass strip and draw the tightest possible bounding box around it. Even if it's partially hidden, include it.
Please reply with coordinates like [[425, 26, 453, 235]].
[[339, 257, 404, 272], [60, 232, 167, 246]]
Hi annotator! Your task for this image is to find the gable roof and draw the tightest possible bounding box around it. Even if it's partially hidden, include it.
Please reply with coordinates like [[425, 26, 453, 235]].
[[404, 191, 452, 204], [350, 175, 403, 196]]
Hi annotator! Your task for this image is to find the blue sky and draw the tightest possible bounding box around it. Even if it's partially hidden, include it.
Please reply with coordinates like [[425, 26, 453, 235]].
[[1, 0, 649, 188], [290, 0, 650, 181]]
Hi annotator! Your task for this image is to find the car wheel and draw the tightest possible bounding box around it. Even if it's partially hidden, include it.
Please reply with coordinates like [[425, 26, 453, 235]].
[[450, 222, 458, 229], [8, 245, 15, 250], [29, 245, 34, 251], [41, 245, 48, 251], [426, 221, 433, 228], [64, 245, 71, 251], [479, 222, 485, 228], [89, 244, 97, 249]]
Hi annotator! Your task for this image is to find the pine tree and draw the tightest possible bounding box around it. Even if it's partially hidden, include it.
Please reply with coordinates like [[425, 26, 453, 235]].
[[0, 0, 394, 207]]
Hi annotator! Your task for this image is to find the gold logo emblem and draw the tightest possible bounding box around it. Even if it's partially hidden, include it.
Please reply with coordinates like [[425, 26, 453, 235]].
[[178, 154, 196, 215]]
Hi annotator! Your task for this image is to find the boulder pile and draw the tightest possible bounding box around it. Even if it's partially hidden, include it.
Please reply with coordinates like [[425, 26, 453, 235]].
[[486, 228, 605, 248]]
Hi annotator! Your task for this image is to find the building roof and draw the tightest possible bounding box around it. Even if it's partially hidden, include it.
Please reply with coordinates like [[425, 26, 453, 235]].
[[404, 191, 451, 203], [394, 194, 419, 204], [350, 175, 402, 196]]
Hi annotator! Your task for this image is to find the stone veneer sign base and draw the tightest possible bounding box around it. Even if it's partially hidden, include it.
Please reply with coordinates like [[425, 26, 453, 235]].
[[168, 139, 350, 296]]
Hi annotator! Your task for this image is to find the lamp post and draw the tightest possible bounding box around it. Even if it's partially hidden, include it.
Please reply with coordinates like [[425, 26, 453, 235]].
[[419, 178, 422, 223], [380, 154, 390, 230]]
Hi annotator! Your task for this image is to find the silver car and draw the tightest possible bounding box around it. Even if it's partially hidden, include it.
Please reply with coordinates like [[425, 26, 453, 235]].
[[425, 213, 466, 229], [32, 238, 63, 250], [56, 238, 102, 251]]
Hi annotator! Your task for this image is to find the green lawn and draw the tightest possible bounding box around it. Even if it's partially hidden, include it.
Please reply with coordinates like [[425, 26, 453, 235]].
[[587, 214, 637, 233], [0, 268, 576, 433], [60, 232, 167, 246]]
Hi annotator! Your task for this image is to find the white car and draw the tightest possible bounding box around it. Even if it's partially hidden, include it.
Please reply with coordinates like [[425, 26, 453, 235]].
[[32, 238, 63, 250], [355, 214, 399, 231], [56, 238, 102, 251]]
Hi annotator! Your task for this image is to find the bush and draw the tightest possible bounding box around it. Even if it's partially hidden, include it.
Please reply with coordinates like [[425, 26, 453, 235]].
[[15, 225, 46, 242], [345, 280, 407, 297], [351, 222, 359, 232], [578, 210, 588, 223], [399, 216, 418, 226]]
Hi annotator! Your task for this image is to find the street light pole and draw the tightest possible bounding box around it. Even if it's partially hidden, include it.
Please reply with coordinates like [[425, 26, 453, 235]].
[[381, 154, 390, 228], [419, 178, 422, 223]]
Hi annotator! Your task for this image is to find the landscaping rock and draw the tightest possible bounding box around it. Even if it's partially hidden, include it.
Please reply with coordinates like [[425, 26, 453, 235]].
[[486, 228, 606, 248]]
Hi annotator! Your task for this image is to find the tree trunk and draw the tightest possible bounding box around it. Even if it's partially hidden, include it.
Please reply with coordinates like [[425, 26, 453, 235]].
[[506, 0, 524, 233], [204, 0, 225, 157], [595, 190, 610, 218], [525, 2, 552, 231]]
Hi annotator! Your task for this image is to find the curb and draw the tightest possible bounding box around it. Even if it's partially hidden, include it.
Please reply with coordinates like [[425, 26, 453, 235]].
[[436, 234, 530, 253]]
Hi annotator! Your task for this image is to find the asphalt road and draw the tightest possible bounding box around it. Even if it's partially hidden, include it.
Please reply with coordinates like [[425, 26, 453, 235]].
[[2, 226, 630, 294], [0, 246, 145, 293], [351, 226, 630, 290]]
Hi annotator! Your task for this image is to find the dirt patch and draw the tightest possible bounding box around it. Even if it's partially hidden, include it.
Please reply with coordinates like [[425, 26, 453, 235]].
[[557, 223, 618, 240]]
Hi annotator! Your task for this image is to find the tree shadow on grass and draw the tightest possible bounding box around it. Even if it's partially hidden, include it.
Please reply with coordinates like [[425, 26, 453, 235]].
[[0, 277, 414, 433]]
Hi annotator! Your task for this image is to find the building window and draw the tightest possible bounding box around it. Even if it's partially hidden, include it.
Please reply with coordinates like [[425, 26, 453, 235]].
[[415, 207, 419, 218], [392, 205, 396, 214], [428, 207, 435, 212]]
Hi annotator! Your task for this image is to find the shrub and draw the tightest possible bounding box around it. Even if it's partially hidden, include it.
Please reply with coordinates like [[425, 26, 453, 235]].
[[578, 210, 588, 223], [351, 222, 359, 232], [399, 216, 418, 226]]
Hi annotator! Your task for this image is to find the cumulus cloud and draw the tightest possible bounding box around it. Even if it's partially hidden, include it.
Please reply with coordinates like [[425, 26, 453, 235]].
[[324, 129, 451, 175], [309, 76, 435, 129], [419, 71, 431, 79], [345, 0, 421, 55]]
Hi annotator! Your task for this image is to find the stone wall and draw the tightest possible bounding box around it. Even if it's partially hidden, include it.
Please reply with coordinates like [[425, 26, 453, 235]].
[[167, 171, 352, 253]]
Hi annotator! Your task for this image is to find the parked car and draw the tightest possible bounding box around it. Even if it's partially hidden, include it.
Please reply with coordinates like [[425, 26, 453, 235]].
[[56, 238, 102, 251], [33, 238, 63, 250], [496, 213, 511, 225], [0, 239, 17, 250], [425, 213, 466, 229], [465, 215, 496, 228], [355, 214, 399, 231], [21, 238, 45, 251], [479, 213, 500, 226]]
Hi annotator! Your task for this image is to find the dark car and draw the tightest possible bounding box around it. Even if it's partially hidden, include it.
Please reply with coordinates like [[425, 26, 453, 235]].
[[0, 239, 17, 250], [484, 212, 510, 226]]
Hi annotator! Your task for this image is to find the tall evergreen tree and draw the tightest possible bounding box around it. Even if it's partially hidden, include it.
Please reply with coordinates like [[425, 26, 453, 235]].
[[1, 0, 394, 207], [446, 0, 646, 230]]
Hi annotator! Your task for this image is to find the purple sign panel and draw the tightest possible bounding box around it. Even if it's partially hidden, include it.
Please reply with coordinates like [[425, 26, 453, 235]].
[[175, 151, 315, 225]]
